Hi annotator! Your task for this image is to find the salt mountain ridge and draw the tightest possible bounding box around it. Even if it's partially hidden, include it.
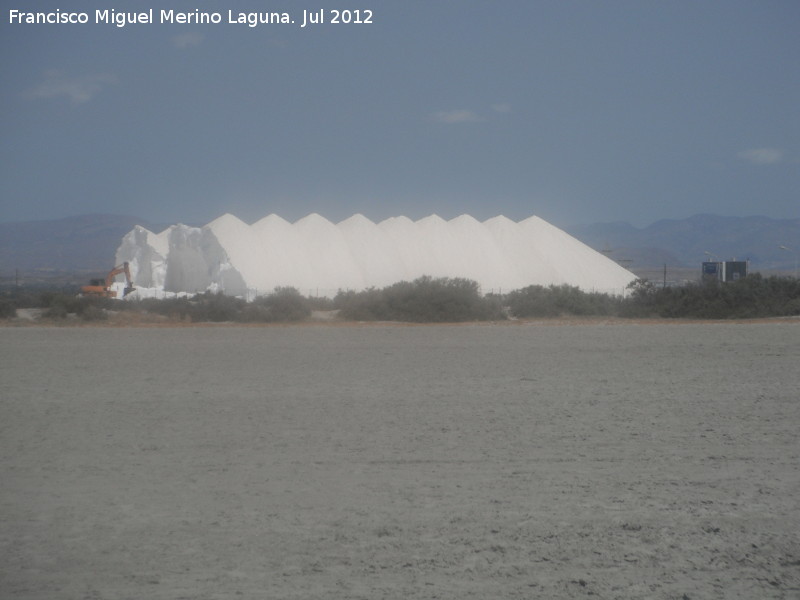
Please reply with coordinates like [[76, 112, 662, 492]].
[[116, 213, 637, 298]]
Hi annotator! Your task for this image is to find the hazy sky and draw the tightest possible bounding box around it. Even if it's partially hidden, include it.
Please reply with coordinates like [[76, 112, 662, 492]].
[[1, 0, 798, 228]]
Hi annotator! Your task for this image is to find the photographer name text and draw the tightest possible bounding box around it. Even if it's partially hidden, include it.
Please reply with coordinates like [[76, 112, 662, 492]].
[[8, 8, 373, 28]]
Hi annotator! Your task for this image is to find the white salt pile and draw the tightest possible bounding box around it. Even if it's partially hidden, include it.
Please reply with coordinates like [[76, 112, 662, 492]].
[[116, 213, 636, 298]]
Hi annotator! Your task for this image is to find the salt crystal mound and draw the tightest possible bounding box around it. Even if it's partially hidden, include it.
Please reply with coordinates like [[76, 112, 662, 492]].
[[115, 213, 636, 298]]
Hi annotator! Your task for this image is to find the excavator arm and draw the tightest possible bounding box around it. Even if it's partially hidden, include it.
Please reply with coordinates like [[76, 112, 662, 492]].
[[104, 262, 135, 296], [81, 262, 136, 298], [121, 262, 136, 297]]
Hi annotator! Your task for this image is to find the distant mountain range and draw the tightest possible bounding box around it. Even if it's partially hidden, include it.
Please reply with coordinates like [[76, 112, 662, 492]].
[[0, 215, 172, 284], [566, 214, 800, 272], [1, 213, 798, 286]]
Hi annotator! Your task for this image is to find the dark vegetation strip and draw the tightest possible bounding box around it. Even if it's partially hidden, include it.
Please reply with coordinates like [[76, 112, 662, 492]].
[[1, 274, 799, 323]]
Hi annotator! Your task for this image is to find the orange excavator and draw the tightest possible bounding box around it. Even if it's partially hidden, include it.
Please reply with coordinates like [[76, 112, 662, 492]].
[[81, 262, 136, 298]]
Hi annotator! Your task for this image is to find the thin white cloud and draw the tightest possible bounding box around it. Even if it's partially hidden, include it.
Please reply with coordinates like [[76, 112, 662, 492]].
[[28, 70, 116, 104], [172, 32, 204, 49], [737, 148, 783, 165], [491, 102, 512, 114], [433, 109, 482, 124]]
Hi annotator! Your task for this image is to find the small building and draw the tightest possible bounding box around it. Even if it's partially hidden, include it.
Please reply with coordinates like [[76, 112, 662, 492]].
[[702, 260, 748, 283]]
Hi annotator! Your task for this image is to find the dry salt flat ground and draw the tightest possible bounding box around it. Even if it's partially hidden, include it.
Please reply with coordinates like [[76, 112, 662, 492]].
[[1, 321, 798, 599]]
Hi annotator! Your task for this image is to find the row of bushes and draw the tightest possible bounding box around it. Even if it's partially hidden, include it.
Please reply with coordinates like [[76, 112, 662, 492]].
[[505, 284, 620, 318], [0, 290, 114, 321], [333, 276, 506, 322], [506, 274, 800, 319], [133, 287, 313, 323], [623, 274, 800, 319], [2, 274, 799, 322], [0, 287, 314, 323]]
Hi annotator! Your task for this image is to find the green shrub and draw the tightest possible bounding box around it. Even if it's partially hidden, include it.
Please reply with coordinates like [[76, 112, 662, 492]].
[[80, 305, 108, 321], [305, 295, 335, 311], [620, 274, 800, 319], [335, 276, 505, 322], [0, 298, 15, 319], [137, 297, 193, 320], [334, 288, 391, 321], [506, 284, 619, 318], [40, 292, 81, 313], [189, 292, 246, 322], [243, 287, 311, 322], [44, 304, 69, 319]]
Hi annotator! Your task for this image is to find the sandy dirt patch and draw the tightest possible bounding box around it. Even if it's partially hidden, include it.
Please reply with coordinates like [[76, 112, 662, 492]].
[[1, 323, 798, 599]]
